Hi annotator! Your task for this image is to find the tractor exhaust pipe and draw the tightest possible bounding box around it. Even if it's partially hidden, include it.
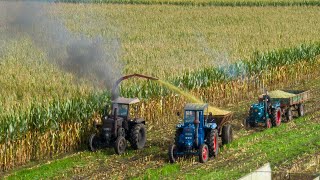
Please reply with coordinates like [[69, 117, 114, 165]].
[[194, 114, 200, 147], [114, 108, 118, 136]]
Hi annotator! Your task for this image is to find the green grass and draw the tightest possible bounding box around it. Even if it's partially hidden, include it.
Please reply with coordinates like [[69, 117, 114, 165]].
[[4, 149, 127, 179], [136, 164, 180, 180], [3, 146, 161, 179], [5, 152, 93, 180]]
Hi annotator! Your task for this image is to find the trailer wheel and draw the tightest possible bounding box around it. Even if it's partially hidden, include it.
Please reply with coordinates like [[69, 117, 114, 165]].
[[168, 144, 178, 163], [114, 136, 127, 155], [298, 104, 304, 117], [130, 124, 146, 150], [265, 118, 272, 128], [222, 124, 233, 145], [286, 108, 293, 122], [199, 144, 209, 163], [206, 129, 219, 157], [271, 108, 281, 127], [89, 133, 99, 152]]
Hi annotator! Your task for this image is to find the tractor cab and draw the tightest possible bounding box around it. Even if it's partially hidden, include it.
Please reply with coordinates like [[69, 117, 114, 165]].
[[177, 103, 217, 129], [110, 97, 140, 119]]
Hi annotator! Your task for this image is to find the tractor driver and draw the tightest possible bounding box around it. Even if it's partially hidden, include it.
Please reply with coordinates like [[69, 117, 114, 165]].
[[263, 90, 272, 114], [207, 112, 216, 124]]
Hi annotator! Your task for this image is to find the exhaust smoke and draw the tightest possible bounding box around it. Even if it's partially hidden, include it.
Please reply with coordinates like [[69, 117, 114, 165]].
[[0, 1, 122, 91]]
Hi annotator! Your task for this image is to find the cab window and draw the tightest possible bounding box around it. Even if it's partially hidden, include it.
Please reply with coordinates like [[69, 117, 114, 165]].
[[118, 104, 128, 116], [185, 111, 196, 123]]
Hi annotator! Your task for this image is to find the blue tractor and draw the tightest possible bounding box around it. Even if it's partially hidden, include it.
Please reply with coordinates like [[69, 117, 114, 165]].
[[244, 93, 282, 128], [168, 103, 233, 163]]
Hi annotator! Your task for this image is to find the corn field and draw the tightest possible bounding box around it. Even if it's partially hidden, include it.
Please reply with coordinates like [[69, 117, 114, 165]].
[[57, 4, 320, 79], [1, 1, 320, 173], [54, 0, 320, 6], [121, 42, 320, 98], [0, 45, 319, 171]]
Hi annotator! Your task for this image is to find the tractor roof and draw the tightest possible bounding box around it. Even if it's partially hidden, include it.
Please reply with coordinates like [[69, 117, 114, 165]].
[[184, 103, 208, 111], [112, 97, 140, 104]]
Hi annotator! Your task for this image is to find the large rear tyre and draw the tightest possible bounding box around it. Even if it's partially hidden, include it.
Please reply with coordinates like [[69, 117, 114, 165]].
[[114, 136, 127, 155], [298, 104, 304, 117], [206, 129, 219, 157], [271, 108, 281, 127], [222, 124, 233, 145], [168, 144, 178, 163], [130, 124, 146, 150], [89, 133, 99, 152], [199, 144, 209, 163], [286, 108, 293, 122]]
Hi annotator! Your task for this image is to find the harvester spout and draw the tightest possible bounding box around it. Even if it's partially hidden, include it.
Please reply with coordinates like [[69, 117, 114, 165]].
[[111, 74, 159, 100]]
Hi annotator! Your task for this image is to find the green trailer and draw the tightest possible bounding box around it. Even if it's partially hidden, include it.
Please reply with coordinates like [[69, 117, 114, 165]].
[[269, 90, 310, 121]]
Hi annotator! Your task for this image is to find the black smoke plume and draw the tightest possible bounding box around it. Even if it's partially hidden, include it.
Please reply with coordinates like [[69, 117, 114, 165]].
[[0, 1, 122, 91]]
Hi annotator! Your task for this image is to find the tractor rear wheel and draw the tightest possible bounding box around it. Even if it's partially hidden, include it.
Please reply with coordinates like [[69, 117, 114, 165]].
[[168, 144, 178, 163], [222, 124, 233, 145], [298, 104, 304, 117], [130, 124, 146, 150], [199, 144, 209, 163], [206, 129, 219, 157], [114, 136, 127, 155], [286, 108, 293, 122], [89, 133, 99, 152], [271, 108, 281, 127]]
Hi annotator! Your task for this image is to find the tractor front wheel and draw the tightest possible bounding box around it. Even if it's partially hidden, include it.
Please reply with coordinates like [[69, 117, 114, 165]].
[[298, 104, 304, 117], [168, 144, 178, 163], [207, 129, 219, 158], [199, 144, 209, 163], [271, 108, 281, 127], [89, 133, 99, 152], [114, 136, 127, 155], [222, 124, 233, 145], [130, 124, 146, 150]]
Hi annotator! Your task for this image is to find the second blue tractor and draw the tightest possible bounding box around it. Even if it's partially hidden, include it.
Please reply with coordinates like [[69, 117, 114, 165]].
[[168, 103, 233, 163]]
